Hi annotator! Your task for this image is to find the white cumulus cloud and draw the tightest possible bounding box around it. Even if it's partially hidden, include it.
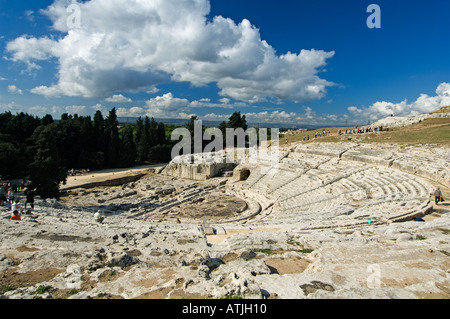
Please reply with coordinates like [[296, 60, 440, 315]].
[[348, 82, 450, 123], [105, 94, 132, 103], [6, 0, 334, 104], [8, 85, 24, 95]]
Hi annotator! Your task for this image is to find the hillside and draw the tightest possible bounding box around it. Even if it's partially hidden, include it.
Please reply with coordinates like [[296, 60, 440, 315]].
[[280, 106, 450, 147]]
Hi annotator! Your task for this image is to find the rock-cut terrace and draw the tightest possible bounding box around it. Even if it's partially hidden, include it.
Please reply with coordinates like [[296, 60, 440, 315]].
[[1, 139, 449, 299], [161, 142, 448, 230]]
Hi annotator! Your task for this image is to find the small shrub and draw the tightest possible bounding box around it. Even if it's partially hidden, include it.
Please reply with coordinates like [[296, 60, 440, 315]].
[[69, 289, 78, 295], [35, 285, 52, 294]]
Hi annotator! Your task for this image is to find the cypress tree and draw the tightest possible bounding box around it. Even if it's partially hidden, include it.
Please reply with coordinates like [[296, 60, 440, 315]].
[[92, 111, 106, 167], [119, 124, 137, 168], [227, 111, 248, 130], [157, 122, 166, 145], [142, 116, 151, 161], [105, 108, 120, 168], [149, 117, 158, 148], [135, 117, 144, 162], [29, 124, 67, 200], [41, 114, 54, 126]]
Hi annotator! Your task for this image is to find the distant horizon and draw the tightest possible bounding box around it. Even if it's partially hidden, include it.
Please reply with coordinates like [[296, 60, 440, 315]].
[[116, 116, 324, 130]]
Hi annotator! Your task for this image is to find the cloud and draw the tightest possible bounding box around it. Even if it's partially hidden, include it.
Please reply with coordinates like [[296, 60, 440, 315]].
[[24, 10, 35, 22], [105, 94, 132, 103], [0, 102, 96, 118], [117, 92, 193, 119], [6, 0, 334, 103], [92, 103, 109, 116], [188, 97, 241, 109], [6, 35, 56, 71], [8, 85, 24, 95], [348, 82, 450, 123], [117, 91, 253, 119], [116, 107, 146, 118], [203, 106, 346, 126], [144, 93, 191, 118]]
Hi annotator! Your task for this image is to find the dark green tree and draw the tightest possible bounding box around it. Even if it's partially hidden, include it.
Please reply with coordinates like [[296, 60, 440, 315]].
[[142, 116, 152, 161], [0, 112, 40, 179], [0, 142, 24, 179], [118, 124, 137, 167], [149, 117, 158, 147], [28, 124, 67, 200], [105, 108, 120, 168], [227, 111, 248, 130], [135, 117, 146, 162], [185, 115, 205, 154], [41, 114, 54, 126], [218, 121, 228, 144], [225, 111, 248, 148], [92, 110, 107, 168], [157, 122, 167, 145]]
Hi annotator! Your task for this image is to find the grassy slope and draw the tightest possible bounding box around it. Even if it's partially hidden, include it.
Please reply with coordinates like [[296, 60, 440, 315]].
[[279, 117, 450, 147]]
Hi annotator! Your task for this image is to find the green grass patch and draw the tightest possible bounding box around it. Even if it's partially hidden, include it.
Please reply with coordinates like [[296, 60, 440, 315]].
[[35, 285, 52, 294], [69, 289, 79, 295], [298, 249, 314, 254], [278, 117, 450, 147], [0, 286, 15, 294]]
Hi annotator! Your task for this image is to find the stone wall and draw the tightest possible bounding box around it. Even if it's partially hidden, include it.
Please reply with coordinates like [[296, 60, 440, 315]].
[[161, 151, 236, 181]]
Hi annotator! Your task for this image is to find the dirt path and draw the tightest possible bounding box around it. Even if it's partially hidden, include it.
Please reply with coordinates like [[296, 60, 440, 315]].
[[61, 164, 166, 190]]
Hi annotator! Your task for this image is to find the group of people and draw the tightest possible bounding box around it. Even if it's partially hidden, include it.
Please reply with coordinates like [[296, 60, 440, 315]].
[[302, 130, 331, 141], [1, 182, 36, 221], [8, 191, 36, 221], [301, 125, 392, 142], [68, 168, 90, 176], [0, 182, 16, 208], [338, 125, 389, 135]]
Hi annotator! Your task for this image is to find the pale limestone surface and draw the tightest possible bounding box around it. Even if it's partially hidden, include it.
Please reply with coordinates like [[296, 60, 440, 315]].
[[371, 110, 450, 128], [1, 141, 449, 299]]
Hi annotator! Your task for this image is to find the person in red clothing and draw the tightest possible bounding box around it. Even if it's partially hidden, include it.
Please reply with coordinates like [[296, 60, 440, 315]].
[[10, 210, 21, 221]]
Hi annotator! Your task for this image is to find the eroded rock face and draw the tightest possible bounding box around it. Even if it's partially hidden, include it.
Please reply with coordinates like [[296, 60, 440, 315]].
[[161, 151, 237, 181], [371, 110, 450, 128], [1, 141, 449, 299]]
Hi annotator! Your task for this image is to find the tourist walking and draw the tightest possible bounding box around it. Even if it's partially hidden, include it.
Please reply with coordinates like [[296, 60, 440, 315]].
[[434, 187, 443, 205], [0, 183, 6, 207], [25, 189, 35, 210], [7, 189, 15, 207]]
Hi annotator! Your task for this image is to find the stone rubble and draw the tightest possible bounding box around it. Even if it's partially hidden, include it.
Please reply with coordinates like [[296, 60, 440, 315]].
[[1, 140, 449, 299]]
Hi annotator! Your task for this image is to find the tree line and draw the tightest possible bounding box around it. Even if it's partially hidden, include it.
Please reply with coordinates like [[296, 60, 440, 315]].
[[0, 108, 172, 199], [0, 108, 255, 200]]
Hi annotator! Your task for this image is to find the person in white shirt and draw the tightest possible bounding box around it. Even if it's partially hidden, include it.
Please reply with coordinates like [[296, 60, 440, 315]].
[[11, 200, 23, 213], [94, 210, 104, 223]]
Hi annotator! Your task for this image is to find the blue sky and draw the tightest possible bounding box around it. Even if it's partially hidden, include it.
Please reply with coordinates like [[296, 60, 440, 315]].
[[1, 0, 449, 126]]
